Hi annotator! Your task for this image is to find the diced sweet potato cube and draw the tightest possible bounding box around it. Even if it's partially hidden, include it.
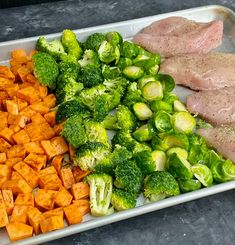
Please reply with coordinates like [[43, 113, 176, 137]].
[[44, 111, 56, 126], [72, 167, 91, 183], [0, 176, 7, 188], [19, 106, 36, 120], [13, 161, 38, 189], [15, 97, 28, 111], [24, 141, 45, 155], [5, 84, 19, 98], [10, 205, 33, 223], [9, 124, 21, 133], [2, 190, 14, 215], [41, 140, 57, 159], [0, 127, 14, 144], [39, 173, 62, 190], [0, 77, 14, 90], [35, 189, 57, 211], [40, 215, 64, 233], [0, 205, 9, 228], [31, 112, 46, 124], [0, 91, 8, 102], [64, 204, 82, 225], [0, 165, 11, 179], [2, 179, 32, 194], [24, 153, 47, 171], [17, 86, 40, 104], [0, 111, 8, 130], [8, 114, 27, 128], [11, 171, 24, 180], [15, 193, 34, 206], [0, 66, 15, 81], [11, 49, 27, 60], [39, 166, 57, 178], [59, 168, 75, 190], [7, 144, 26, 158], [51, 155, 63, 173], [26, 74, 38, 84], [13, 129, 30, 145], [0, 137, 11, 152], [30, 102, 49, 115], [69, 144, 75, 161], [53, 122, 65, 136], [43, 94, 56, 108], [5, 100, 18, 114], [37, 86, 48, 99], [42, 207, 63, 219], [6, 222, 33, 241], [27, 207, 42, 235], [51, 136, 68, 155], [17, 66, 31, 83], [73, 199, 90, 216], [54, 186, 73, 207], [25, 122, 55, 141], [71, 182, 90, 200], [6, 158, 22, 167], [0, 153, 7, 164]]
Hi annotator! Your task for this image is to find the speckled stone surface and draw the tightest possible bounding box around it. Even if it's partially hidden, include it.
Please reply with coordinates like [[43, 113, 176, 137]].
[[1, 1, 235, 244]]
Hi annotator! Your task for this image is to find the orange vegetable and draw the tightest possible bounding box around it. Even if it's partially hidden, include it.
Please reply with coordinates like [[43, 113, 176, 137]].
[[11, 171, 24, 180], [10, 205, 33, 223], [39, 166, 57, 177], [38, 173, 62, 190], [15, 97, 28, 111], [15, 193, 34, 206], [26, 73, 38, 84], [5, 100, 19, 114], [51, 155, 63, 173], [13, 129, 30, 145], [59, 168, 75, 190], [28, 50, 37, 60], [51, 136, 69, 155], [8, 114, 27, 128], [17, 67, 31, 83], [34, 189, 57, 211], [5, 84, 19, 98], [44, 111, 56, 126], [69, 144, 75, 161], [27, 207, 42, 235], [6, 222, 33, 241], [0, 165, 11, 180], [0, 66, 15, 81], [6, 158, 22, 167], [0, 205, 9, 228], [24, 141, 45, 155], [17, 86, 40, 104], [53, 122, 65, 136], [0, 111, 8, 130], [24, 153, 47, 171], [31, 112, 47, 124], [40, 215, 64, 233], [42, 207, 63, 219], [20, 106, 36, 120], [2, 189, 14, 215], [72, 167, 91, 183], [0, 153, 7, 164], [43, 94, 56, 108], [37, 85, 48, 99], [71, 182, 90, 200], [54, 186, 73, 207], [11, 49, 27, 61], [40, 140, 57, 159], [30, 102, 49, 115], [1, 179, 32, 194], [0, 138, 11, 152], [7, 144, 26, 158], [9, 124, 21, 133], [73, 199, 90, 216], [64, 204, 83, 225], [0, 127, 14, 144]]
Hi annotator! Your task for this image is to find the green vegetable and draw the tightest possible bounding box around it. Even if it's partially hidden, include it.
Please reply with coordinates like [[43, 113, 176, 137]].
[[121, 41, 139, 59], [221, 159, 235, 181], [155, 74, 175, 93], [98, 41, 119, 64], [154, 110, 172, 132], [101, 114, 118, 130], [167, 147, 188, 159], [123, 66, 144, 80], [58, 60, 80, 80], [111, 189, 136, 211], [85, 173, 113, 216], [78, 49, 100, 68], [83, 33, 106, 51], [138, 75, 156, 89], [142, 81, 163, 101], [171, 111, 196, 134], [150, 100, 173, 113], [173, 100, 187, 112], [133, 102, 153, 121], [144, 171, 180, 202], [188, 144, 210, 166], [151, 150, 167, 171], [133, 124, 152, 142], [80, 65, 103, 88], [117, 57, 132, 70], [167, 153, 193, 180], [196, 118, 213, 129], [191, 163, 213, 187], [116, 105, 137, 131], [178, 179, 202, 193], [102, 65, 121, 79], [103, 77, 129, 96], [32, 52, 59, 90], [105, 31, 123, 47]]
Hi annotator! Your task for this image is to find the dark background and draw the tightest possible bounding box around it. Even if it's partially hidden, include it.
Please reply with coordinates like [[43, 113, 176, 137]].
[[1, 1, 235, 245]]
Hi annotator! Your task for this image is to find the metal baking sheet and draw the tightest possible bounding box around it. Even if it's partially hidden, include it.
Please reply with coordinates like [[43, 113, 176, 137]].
[[0, 5, 235, 245]]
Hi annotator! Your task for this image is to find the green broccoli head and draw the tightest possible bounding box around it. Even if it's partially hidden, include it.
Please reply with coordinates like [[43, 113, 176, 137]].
[[94, 157, 115, 176], [36, 37, 66, 61], [78, 49, 100, 68], [144, 171, 180, 202], [83, 33, 106, 51], [80, 65, 103, 88], [114, 159, 143, 195], [56, 99, 90, 123], [61, 29, 83, 60], [56, 75, 84, 104], [103, 77, 129, 96], [58, 60, 80, 80], [73, 142, 110, 170], [83, 119, 109, 146], [32, 52, 59, 90], [85, 173, 114, 216], [116, 105, 137, 131], [102, 65, 121, 80], [121, 41, 139, 59], [111, 188, 136, 211], [61, 115, 87, 148]]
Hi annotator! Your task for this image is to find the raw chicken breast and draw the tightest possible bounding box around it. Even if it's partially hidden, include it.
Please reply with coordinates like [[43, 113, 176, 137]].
[[133, 17, 223, 57], [197, 125, 235, 162], [186, 87, 235, 125], [160, 53, 235, 90]]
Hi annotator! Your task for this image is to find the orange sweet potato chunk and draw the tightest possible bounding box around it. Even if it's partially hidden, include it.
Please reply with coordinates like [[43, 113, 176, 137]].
[[15, 193, 34, 206], [39, 166, 57, 177], [43, 94, 56, 108], [73, 199, 90, 216], [5, 84, 19, 98], [40, 215, 64, 233], [72, 167, 91, 183], [0, 111, 8, 130], [0, 138, 11, 152], [6, 144, 26, 158], [6, 222, 33, 242], [71, 182, 90, 200], [54, 187, 73, 207], [0, 164, 11, 179], [38, 173, 62, 190], [51, 136, 68, 155], [24, 153, 47, 171], [30, 102, 49, 115], [59, 168, 75, 190], [6, 158, 22, 167], [35, 189, 57, 211], [2, 190, 14, 215], [0, 127, 14, 144], [64, 204, 83, 225], [1, 179, 32, 194], [51, 155, 63, 173], [27, 207, 42, 235], [0, 153, 7, 164], [31, 112, 46, 124], [17, 86, 40, 104], [5, 100, 19, 114], [44, 111, 56, 126], [0, 205, 9, 228], [0, 66, 15, 81], [24, 141, 45, 155], [17, 66, 31, 83], [13, 129, 30, 145], [42, 207, 63, 219], [10, 205, 33, 223], [40, 140, 57, 159], [8, 114, 27, 128], [11, 171, 24, 180]]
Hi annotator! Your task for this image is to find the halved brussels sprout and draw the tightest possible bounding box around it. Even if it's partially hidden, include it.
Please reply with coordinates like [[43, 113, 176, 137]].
[[152, 150, 166, 171], [172, 111, 196, 134], [133, 102, 153, 121], [138, 75, 156, 89], [173, 100, 187, 112], [133, 124, 152, 142], [123, 66, 144, 80], [178, 179, 202, 193], [98, 41, 118, 64], [154, 110, 172, 133], [150, 100, 173, 113], [191, 163, 213, 187], [167, 147, 188, 159], [142, 81, 163, 101]]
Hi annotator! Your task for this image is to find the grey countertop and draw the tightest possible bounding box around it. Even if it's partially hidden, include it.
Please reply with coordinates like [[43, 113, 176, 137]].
[[1, 0, 235, 244]]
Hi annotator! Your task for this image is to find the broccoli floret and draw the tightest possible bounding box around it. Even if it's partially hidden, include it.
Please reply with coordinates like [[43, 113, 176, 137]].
[[80, 65, 103, 88], [61, 29, 83, 60], [32, 52, 59, 90], [103, 77, 129, 96], [121, 41, 139, 59], [56, 75, 84, 104], [56, 99, 90, 123], [111, 188, 136, 211], [143, 171, 180, 202], [116, 105, 137, 131], [83, 33, 106, 51], [83, 119, 109, 146], [102, 65, 121, 80], [78, 49, 100, 68], [61, 115, 87, 148], [73, 142, 110, 170], [36, 37, 66, 61], [94, 157, 115, 176], [102, 114, 119, 130], [58, 61, 80, 80], [114, 159, 143, 195], [85, 173, 114, 216]]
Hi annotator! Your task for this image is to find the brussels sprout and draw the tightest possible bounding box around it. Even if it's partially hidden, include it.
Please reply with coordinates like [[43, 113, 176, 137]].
[[171, 111, 196, 134], [133, 102, 153, 121], [161, 132, 189, 151], [178, 179, 202, 193], [173, 100, 187, 112], [133, 124, 152, 142], [167, 147, 188, 159], [221, 159, 235, 181], [117, 57, 132, 70], [151, 135, 165, 151], [188, 144, 210, 166], [152, 150, 166, 171], [102, 65, 121, 79], [133, 54, 151, 67], [138, 75, 156, 89], [156, 74, 175, 92], [150, 100, 173, 113], [98, 41, 118, 64], [123, 66, 144, 80], [209, 151, 225, 182], [142, 81, 163, 101], [154, 110, 172, 133], [191, 163, 213, 187], [121, 41, 139, 59], [196, 118, 213, 129], [144, 54, 161, 75], [106, 31, 123, 47], [163, 92, 178, 105], [167, 153, 193, 180]]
